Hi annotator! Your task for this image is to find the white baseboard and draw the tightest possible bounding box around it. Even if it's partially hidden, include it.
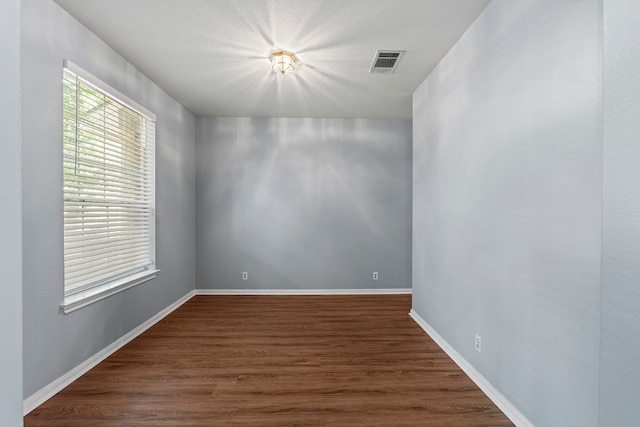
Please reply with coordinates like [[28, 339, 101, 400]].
[[196, 288, 412, 295], [23, 290, 196, 415], [408, 309, 534, 427]]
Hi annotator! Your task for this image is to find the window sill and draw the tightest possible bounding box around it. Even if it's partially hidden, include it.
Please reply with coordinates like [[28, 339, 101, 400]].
[[61, 269, 159, 314]]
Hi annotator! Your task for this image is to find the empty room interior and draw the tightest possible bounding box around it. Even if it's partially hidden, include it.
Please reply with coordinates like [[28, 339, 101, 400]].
[[2, 0, 640, 426]]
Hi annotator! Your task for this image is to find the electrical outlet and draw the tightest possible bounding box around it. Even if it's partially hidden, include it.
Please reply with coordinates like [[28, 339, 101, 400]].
[[242, 272, 248, 280], [372, 272, 379, 281], [475, 334, 482, 353]]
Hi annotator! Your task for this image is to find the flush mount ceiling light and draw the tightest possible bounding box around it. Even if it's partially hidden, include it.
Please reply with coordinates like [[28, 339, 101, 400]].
[[269, 51, 297, 75]]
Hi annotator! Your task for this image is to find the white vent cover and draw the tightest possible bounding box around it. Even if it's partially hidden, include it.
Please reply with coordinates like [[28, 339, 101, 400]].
[[369, 50, 405, 73]]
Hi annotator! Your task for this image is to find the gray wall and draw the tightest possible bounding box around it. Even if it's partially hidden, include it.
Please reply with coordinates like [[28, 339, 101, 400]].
[[0, 0, 24, 423], [21, 0, 196, 398], [601, 0, 640, 424], [412, 1, 601, 426], [196, 117, 412, 290]]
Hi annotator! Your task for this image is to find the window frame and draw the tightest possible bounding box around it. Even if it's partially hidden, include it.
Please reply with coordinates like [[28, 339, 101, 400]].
[[61, 60, 159, 314]]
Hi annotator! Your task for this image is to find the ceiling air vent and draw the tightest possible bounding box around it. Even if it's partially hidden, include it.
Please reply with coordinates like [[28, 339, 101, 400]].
[[369, 50, 405, 74]]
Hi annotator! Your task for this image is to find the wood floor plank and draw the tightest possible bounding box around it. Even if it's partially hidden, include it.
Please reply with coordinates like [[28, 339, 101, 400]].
[[24, 295, 514, 426]]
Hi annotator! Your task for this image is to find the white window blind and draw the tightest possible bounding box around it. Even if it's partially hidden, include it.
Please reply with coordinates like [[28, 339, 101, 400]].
[[62, 61, 157, 307]]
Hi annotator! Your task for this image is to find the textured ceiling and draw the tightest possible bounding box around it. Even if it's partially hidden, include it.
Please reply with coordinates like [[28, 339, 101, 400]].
[[54, 0, 490, 119]]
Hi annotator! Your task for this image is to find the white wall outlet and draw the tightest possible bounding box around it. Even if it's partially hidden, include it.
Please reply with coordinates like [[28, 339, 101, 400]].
[[372, 272, 379, 280], [242, 272, 248, 280], [475, 334, 482, 353]]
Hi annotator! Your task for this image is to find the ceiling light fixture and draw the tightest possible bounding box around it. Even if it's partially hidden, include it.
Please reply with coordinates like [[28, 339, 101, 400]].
[[269, 51, 297, 75]]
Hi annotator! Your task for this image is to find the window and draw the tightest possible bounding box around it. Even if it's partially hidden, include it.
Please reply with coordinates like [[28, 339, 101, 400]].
[[62, 60, 157, 313]]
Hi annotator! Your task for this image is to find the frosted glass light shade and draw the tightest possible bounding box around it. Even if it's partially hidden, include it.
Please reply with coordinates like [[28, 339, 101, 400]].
[[270, 51, 297, 74]]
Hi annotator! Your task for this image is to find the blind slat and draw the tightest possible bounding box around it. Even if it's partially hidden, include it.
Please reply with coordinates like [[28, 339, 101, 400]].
[[63, 154, 149, 180], [65, 255, 151, 279], [64, 228, 149, 243], [65, 261, 150, 293], [65, 246, 152, 270], [62, 142, 150, 169], [63, 125, 154, 161], [65, 238, 151, 259], [63, 189, 152, 203], [64, 200, 151, 209], [64, 216, 150, 225]]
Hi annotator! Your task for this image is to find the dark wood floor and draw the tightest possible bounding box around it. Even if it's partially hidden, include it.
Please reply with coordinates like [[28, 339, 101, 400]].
[[25, 295, 513, 426]]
